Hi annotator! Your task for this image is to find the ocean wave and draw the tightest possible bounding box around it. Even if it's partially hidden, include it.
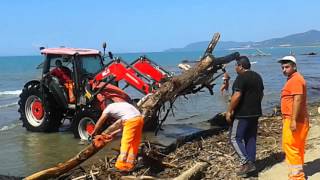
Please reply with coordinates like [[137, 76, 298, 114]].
[[0, 102, 18, 109], [175, 114, 199, 121], [0, 90, 22, 97], [0, 122, 21, 132], [227, 47, 253, 50]]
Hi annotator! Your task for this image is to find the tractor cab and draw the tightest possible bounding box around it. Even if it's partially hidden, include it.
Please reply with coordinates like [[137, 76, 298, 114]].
[[40, 48, 104, 108]]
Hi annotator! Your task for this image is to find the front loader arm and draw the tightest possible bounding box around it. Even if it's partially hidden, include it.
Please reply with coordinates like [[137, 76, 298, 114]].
[[94, 60, 153, 95]]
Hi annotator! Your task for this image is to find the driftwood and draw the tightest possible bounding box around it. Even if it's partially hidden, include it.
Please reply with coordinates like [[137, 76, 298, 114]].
[[140, 35, 221, 130], [120, 175, 157, 180], [129, 116, 284, 179], [140, 33, 239, 130], [25, 33, 240, 179], [24, 129, 120, 180], [71, 171, 99, 180], [25, 144, 99, 180], [173, 162, 209, 180]]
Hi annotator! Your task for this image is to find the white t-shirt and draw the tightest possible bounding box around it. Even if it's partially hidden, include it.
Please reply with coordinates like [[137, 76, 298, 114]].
[[102, 102, 141, 121]]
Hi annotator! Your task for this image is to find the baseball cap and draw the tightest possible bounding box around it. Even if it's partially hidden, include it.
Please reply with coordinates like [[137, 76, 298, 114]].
[[277, 55, 297, 64], [236, 56, 251, 69]]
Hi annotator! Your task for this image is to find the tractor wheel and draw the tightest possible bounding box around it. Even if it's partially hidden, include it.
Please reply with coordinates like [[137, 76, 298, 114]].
[[72, 109, 100, 140], [18, 82, 62, 132]]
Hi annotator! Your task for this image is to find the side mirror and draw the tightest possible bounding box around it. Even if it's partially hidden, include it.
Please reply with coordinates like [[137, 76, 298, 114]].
[[108, 52, 114, 60]]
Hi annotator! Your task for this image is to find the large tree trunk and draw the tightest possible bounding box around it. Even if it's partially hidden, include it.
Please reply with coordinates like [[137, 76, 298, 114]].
[[141, 34, 221, 130], [25, 129, 121, 180], [25, 144, 99, 180], [25, 33, 239, 180], [141, 33, 239, 130]]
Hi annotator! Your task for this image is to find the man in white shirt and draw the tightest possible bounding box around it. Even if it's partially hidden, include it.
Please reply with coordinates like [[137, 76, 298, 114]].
[[91, 97, 144, 172]]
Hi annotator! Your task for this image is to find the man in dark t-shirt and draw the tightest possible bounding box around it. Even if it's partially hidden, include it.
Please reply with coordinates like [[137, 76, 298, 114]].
[[226, 56, 264, 177]]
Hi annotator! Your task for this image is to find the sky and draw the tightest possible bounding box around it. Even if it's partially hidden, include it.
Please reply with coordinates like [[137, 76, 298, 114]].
[[0, 0, 319, 56]]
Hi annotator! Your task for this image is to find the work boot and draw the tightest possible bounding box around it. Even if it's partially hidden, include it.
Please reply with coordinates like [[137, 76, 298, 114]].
[[236, 161, 256, 177]]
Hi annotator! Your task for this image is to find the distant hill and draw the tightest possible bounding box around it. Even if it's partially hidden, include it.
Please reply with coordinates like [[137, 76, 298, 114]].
[[165, 30, 320, 52], [256, 30, 320, 47]]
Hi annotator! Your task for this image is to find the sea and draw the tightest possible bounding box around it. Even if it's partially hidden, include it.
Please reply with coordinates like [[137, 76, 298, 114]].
[[0, 47, 320, 177]]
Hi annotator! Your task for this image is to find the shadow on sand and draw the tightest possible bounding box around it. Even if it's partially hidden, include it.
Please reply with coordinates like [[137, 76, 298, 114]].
[[245, 152, 285, 178], [256, 152, 285, 173], [246, 153, 320, 178], [304, 158, 320, 177]]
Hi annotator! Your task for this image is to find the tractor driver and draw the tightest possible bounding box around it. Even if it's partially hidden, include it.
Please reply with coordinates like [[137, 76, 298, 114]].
[[50, 59, 75, 103]]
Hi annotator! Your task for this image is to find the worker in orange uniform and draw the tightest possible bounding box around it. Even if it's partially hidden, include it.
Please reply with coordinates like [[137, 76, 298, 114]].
[[278, 55, 309, 180], [90, 97, 144, 172], [50, 60, 75, 103]]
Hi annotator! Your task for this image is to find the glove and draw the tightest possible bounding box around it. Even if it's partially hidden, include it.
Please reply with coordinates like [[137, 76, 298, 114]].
[[93, 133, 113, 148]]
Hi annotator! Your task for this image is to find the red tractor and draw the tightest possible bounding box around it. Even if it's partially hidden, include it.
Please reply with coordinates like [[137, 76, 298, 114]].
[[18, 46, 171, 140]]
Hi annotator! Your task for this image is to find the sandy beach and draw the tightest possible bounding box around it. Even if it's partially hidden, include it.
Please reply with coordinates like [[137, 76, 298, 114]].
[[259, 105, 320, 180], [50, 103, 318, 180]]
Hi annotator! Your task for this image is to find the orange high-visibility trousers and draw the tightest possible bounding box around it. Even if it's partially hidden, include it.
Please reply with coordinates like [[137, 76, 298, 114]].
[[64, 81, 75, 103], [282, 118, 309, 180], [115, 116, 144, 171]]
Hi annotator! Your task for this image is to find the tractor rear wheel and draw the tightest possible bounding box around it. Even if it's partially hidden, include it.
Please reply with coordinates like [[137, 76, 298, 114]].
[[18, 82, 62, 132]]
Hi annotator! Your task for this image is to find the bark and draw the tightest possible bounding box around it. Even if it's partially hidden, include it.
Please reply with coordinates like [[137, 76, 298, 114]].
[[25, 144, 99, 180], [120, 175, 158, 180], [120, 162, 209, 180], [139, 33, 234, 130], [25, 129, 121, 180], [173, 162, 209, 180]]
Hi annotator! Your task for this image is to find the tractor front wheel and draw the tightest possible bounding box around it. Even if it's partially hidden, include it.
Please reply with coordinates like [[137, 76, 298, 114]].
[[72, 109, 100, 140]]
